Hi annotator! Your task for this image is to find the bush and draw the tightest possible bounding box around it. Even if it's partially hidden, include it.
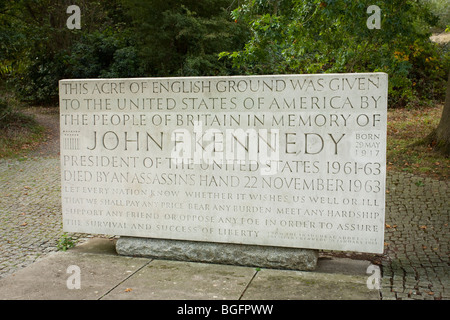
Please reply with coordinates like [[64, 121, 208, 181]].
[[221, 0, 450, 108], [123, 0, 248, 77], [8, 29, 144, 103], [68, 30, 144, 79], [2, 0, 134, 103], [423, 0, 450, 30], [4, 0, 246, 102]]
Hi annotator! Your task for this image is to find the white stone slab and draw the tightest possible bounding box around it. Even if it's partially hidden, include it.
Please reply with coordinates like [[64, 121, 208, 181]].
[[60, 73, 387, 253]]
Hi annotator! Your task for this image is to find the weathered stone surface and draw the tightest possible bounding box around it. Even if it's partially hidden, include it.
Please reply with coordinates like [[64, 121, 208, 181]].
[[103, 259, 255, 300], [241, 268, 379, 300], [116, 236, 318, 271], [60, 73, 388, 253]]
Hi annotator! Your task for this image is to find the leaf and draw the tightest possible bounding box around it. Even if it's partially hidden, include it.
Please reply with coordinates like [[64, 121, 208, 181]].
[[125, 288, 133, 292]]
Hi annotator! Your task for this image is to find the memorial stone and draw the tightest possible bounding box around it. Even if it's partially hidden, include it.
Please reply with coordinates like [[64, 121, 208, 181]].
[[60, 73, 388, 269]]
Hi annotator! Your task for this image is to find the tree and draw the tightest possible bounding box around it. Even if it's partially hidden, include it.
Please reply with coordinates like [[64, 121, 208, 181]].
[[426, 72, 450, 156], [121, 0, 248, 77], [1, 0, 250, 102], [221, 0, 449, 108], [0, 0, 132, 103]]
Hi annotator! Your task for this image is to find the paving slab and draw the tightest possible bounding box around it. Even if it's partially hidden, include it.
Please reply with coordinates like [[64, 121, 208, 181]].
[[104, 260, 256, 300], [0, 238, 381, 300], [241, 268, 378, 300], [0, 239, 149, 300], [241, 256, 378, 300]]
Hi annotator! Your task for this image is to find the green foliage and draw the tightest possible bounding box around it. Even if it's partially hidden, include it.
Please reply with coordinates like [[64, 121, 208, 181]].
[[1, 0, 448, 107], [422, 0, 450, 30], [122, 0, 248, 76], [0, 96, 35, 129], [222, 0, 449, 108], [1, 0, 134, 103], [57, 233, 76, 252], [68, 29, 143, 78], [1, 0, 248, 102]]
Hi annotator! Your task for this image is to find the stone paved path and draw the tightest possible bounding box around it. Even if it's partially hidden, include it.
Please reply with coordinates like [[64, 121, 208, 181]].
[[0, 108, 92, 279], [0, 108, 448, 299], [0, 156, 65, 277], [382, 173, 449, 300]]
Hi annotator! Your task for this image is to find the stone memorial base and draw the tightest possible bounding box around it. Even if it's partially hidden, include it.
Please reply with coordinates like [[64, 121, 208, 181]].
[[116, 237, 318, 271]]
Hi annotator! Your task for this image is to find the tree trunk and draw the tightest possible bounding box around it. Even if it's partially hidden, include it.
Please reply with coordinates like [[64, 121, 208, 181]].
[[427, 71, 450, 156]]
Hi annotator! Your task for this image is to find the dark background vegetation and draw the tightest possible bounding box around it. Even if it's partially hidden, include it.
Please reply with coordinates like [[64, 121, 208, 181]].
[[0, 0, 448, 105], [0, 0, 449, 165]]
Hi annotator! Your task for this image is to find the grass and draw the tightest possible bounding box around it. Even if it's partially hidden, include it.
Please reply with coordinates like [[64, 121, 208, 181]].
[[0, 97, 45, 158], [387, 103, 450, 180]]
